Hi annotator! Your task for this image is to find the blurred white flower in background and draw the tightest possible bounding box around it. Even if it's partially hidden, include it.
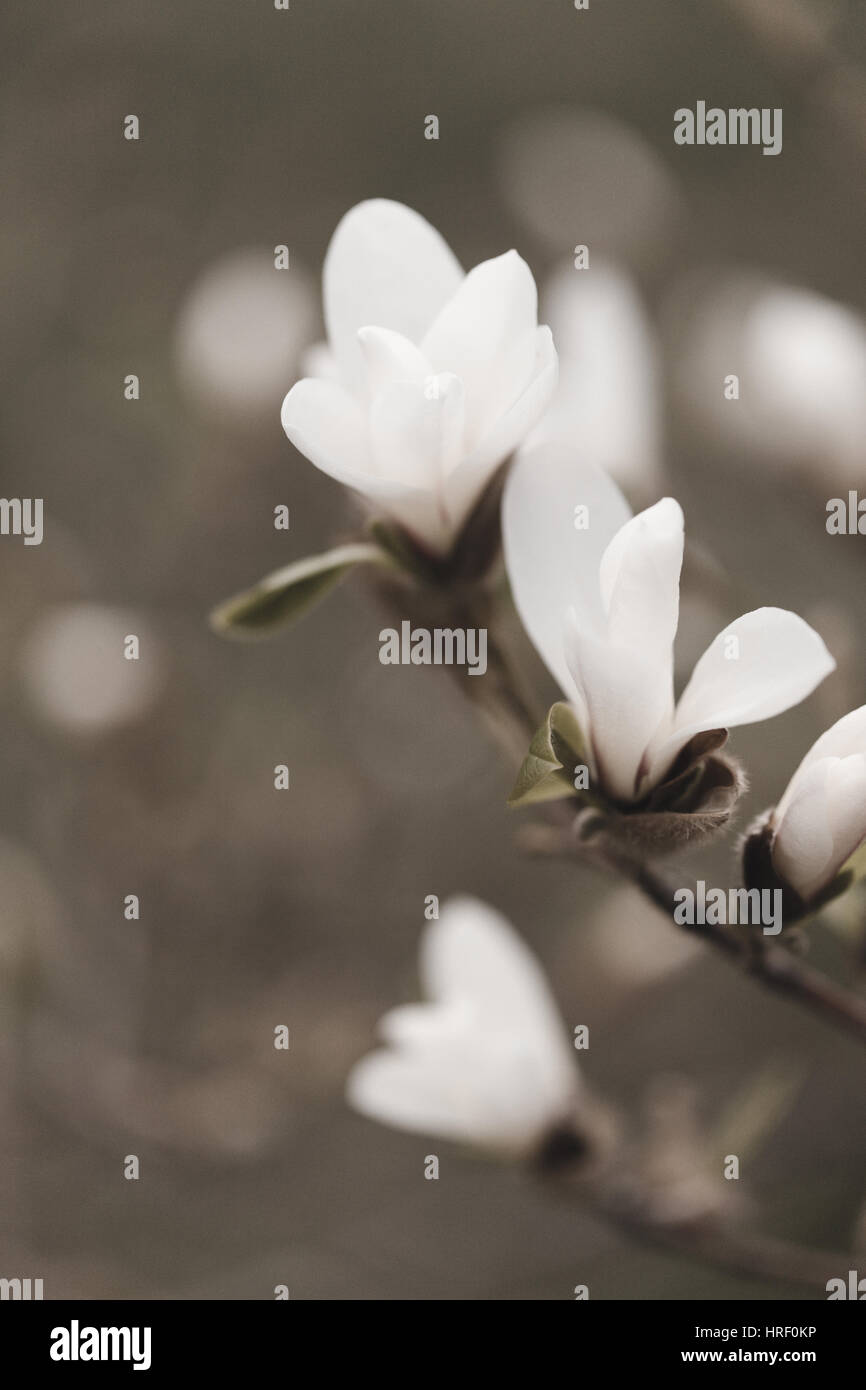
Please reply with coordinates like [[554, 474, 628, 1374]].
[[532, 259, 664, 499], [281, 199, 558, 555], [668, 270, 866, 487], [503, 443, 835, 803], [498, 107, 681, 269], [769, 705, 866, 903], [175, 247, 317, 420], [347, 896, 581, 1157], [19, 603, 164, 733]]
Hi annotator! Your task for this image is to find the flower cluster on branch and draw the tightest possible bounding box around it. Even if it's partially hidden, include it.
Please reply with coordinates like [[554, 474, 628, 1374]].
[[213, 198, 866, 1293]]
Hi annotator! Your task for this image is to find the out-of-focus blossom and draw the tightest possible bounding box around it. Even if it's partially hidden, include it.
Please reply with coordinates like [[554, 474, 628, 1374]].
[[669, 271, 866, 487], [503, 443, 834, 804], [498, 108, 680, 268], [532, 259, 663, 498], [347, 896, 580, 1158], [175, 247, 317, 419], [281, 200, 557, 555], [19, 603, 164, 732], [757, 706, 866, 904]]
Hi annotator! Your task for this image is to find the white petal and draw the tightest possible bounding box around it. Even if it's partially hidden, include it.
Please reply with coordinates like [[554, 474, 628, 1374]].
[[771, 759, 836, 900], [775, 704, 866, 822], [358, 326, 431, 398], [282, 376, 449, 546], [564, 619, 668, 802], [369, 374, 464, 489], [421, 896, 577, 1106], [600, 499, 683, 642], [825, 754, 866, 877], [346, 1048, 484, 1145], [651, 608, 835, 780], [324, 200, 463, 389], [443, 325, 558, 535], [368, 374, 465, 550], [421, 250, 540, 448], [502, 442, 632, 701], [281, 377, 373, 482], [378, 1001, 469, 1047], [424, 897, 554, 1021]]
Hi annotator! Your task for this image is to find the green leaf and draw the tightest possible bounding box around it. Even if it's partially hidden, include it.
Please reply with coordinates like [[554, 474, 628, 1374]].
[[507, 701, 589, 809], [211, 542, 393, 639]]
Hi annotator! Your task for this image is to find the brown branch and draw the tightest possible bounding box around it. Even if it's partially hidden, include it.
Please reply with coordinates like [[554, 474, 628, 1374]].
[[443, 595, 866, 1051], [594, 1196, 849, 1292], [523, 817, 866, 1048], [364, 569, 864, 1289]]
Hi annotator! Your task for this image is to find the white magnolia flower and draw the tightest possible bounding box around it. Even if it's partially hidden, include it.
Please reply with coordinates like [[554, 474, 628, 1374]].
[[347, 896, 580, 1157], [503, 442, 835, 804], [769, 707, 866, 902], [281, 200, 558, 555]]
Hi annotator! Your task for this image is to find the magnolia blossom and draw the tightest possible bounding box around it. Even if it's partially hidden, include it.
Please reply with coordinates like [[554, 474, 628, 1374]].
[[768, 707, 866, 902], [281, 200, 557, 555], [347, 896, 580, 1157], [503, 442, 835, 804]]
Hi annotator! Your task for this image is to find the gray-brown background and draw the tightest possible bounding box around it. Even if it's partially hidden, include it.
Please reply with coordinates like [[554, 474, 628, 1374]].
[[1, 0, 864, 1299]]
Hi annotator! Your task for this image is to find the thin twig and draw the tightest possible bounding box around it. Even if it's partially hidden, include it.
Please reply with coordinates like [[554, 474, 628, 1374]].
[[595, 1197, 849, 1292]]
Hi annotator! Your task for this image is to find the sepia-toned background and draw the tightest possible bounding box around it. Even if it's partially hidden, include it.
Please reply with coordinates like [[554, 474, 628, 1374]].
[[1, 0, 865, 1299]]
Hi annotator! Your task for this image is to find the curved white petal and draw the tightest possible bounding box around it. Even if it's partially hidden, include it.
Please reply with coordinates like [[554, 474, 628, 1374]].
[[282, 376, 450, 546], [346, 1048, 484, 1145], [600, 499, 683, 642], [771, 759, 837, 900], [421, 250, 540, 448], [774, 754, 866, 900], [825, 754, 866, 875], [609, 499, 680, 660], [423, 897, 565, 1038], [281, 377, 373, 482], [502, 443, 632, 701], [358, 326, 431, 398], [324, 199, 463, 389], [564, 619, 669, 801], [651, 608, 835, 779], [443, 326, 558, 534], [369, 372, 464, 490], [776, 704, 866, 822], [378, 1000, 469, 1048]]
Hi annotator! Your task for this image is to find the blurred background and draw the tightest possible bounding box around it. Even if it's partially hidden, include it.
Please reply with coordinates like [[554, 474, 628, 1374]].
[[1, 0, 865, 1299]]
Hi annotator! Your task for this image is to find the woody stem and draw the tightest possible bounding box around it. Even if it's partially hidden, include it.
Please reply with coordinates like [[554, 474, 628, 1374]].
[[455, 598, 866, 1051]]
